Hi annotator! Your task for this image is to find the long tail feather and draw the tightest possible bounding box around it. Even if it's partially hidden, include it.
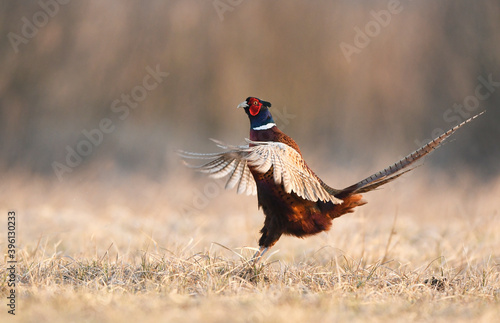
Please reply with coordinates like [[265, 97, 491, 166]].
[[337, 111, 484, 197]]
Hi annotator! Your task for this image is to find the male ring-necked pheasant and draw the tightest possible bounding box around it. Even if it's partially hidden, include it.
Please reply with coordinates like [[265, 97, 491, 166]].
[[180, 97, 482, 263]]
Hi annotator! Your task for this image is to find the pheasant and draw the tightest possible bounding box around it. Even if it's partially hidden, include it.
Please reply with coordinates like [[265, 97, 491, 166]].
[[180, 97, 482, 263]]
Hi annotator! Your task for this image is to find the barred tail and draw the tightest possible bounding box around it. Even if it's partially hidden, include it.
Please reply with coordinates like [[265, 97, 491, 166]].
[[337, 112, 484, 197]]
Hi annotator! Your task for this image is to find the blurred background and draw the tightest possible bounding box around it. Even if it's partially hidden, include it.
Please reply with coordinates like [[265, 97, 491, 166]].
[[0, 1, 499, 258]]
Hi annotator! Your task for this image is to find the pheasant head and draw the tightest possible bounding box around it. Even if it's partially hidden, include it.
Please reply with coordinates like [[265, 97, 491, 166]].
[[237, 97, 275, 130]]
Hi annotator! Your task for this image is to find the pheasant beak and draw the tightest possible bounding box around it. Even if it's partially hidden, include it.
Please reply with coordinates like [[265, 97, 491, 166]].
[[237, 101, 248, 109]]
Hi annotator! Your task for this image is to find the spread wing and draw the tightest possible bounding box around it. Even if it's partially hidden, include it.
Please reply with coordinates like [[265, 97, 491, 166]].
[[179, 139, 343, 204], [178, 140, 257, 196]]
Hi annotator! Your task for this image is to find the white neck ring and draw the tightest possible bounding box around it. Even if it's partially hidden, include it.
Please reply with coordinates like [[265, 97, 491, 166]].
[[252, 123, 276, 130]]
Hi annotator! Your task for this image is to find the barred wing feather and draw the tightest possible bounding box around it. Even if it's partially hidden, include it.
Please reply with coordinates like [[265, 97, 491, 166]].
[[245, 140, 343, 204], [179, 147, 257, 196], [179, 139, 343, 204]]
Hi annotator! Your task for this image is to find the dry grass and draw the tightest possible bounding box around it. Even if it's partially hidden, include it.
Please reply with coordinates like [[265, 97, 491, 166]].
[[1, 170, 500, 322]]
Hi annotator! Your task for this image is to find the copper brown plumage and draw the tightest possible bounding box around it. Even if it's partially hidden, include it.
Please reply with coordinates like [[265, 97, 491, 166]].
[[180, 97, 483, 263]]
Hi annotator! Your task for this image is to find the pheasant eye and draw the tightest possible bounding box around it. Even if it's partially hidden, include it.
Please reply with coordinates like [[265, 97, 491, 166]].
[[253, 101, 258, 105]]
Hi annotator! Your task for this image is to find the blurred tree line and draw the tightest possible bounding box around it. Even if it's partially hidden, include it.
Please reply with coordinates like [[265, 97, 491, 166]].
[[0, 0, 498, 180]]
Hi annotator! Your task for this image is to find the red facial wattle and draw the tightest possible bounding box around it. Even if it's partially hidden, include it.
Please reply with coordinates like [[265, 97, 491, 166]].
[[248, 98, 262, 116], [249, 105, 261, 116]]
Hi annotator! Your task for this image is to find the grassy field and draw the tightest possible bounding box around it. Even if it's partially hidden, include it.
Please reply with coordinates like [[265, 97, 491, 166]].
[[1, 170, 499, 322]]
